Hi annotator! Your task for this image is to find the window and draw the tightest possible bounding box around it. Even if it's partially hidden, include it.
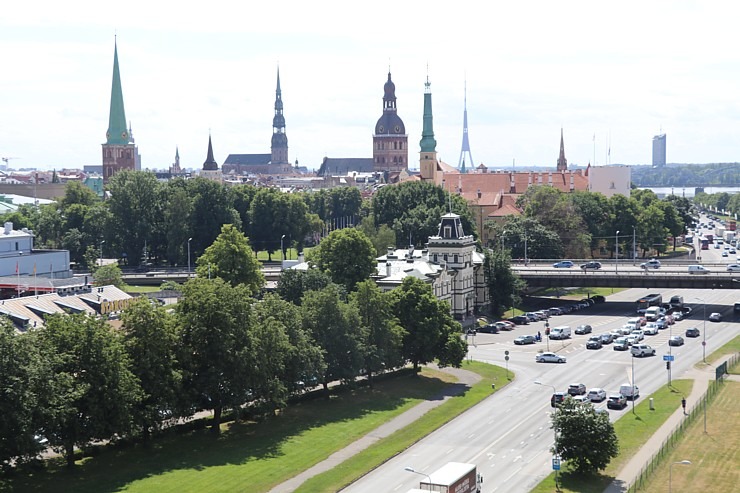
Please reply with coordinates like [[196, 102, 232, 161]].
[[444, 226, 452, 238], [433, 254, 438, 263], [454, 254, 459, 263]]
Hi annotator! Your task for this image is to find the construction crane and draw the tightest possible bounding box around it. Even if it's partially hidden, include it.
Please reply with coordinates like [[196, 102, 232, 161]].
[[1, 157, 20, 168]]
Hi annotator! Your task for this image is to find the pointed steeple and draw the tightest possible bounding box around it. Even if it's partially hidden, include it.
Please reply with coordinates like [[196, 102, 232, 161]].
[[271, 66, 289, 166], [557, 128, 567, 171], [419, 76, 437, 152], [106, 40, 129, 145], [203, 135, 218, 171], [458, 79, 474, 172]]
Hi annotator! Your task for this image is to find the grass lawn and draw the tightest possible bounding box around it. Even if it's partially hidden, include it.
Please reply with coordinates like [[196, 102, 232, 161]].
[[530, 380, 693, 493], [2, 363, 506, 493], [295, 360, 509, 492], [637, 381, 740, 493], [123, 285, 161, 294]]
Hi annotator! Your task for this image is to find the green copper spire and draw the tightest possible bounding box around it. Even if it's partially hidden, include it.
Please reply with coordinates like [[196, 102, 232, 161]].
[[106, 40, 129, 145], [419, 76, 437, 152]]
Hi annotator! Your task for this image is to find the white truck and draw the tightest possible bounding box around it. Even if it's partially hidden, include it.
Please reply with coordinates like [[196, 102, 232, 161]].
[[724, 230, 736, 243], [715, 226, 726, 239], [548, 325, 572, 340], [414, 462, 483, 493]]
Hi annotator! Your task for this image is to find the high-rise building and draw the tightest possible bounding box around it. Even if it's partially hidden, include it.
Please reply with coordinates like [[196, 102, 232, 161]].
[[102, 40, 138, 182], [652, 134, 666, 167], [373, 72, 408, 173]]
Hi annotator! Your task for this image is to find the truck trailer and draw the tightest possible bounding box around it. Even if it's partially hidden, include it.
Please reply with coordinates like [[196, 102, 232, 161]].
[[417, 462, 483, 493], [724, 230, 736, 243]]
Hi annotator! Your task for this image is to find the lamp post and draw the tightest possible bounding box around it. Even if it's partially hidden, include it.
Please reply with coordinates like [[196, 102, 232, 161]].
[[99, 240, 105, 268], [281, 234, 286, 267], [632, 225, 636, 266], [631, 352, 636, 415], [187, 237, 192, 278], [615, 230, 620, 273], [693, 297, 706, 363], [524, 229, 528, 266], [669, 460, 691, 493], [534, 381, 559, 487], [404, 466, 432, 490], [501, 230, 508, 257]]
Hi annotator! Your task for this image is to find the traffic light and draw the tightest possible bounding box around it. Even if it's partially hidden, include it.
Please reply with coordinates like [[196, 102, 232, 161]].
[[666, 361, 671, 370]]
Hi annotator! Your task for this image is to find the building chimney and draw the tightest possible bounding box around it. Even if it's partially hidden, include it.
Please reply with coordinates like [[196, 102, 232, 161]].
[[386, 261, 392, 277], [4, 222, 12, 235]]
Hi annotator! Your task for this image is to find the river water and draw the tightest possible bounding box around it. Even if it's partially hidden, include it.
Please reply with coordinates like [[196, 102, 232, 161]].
[[640, 186, 740, 198]]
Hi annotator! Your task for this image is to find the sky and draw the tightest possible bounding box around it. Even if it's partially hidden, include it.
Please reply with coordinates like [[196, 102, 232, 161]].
[[1, 1, 740, 172]]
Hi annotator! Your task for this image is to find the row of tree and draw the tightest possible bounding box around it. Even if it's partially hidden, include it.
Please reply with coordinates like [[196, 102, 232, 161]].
[[488, 187, 692, 259], [1, 225, 466, 470], [694, 190, 740, 218], [631, 163, 740, 187]]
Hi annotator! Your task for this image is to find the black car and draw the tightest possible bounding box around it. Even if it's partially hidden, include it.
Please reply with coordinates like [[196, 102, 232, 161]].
[[591, 295, 606, 303], [580, 261, 602, 270], [510, 315, 529, 325], [551, 392, 567, 407], [586, 336, 603, 349], [479, 323, 500, 334], [575, 324, 593, 335], [686, 327, 700, 338], [607, 394, 627, 410]]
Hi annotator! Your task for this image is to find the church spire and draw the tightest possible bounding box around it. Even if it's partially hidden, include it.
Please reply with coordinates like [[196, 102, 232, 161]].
[[557, 128, 568, 171], [203, 134, 218, 171], [271, 66, 289, 166], [458, 79, 474, 172], [105, 39, 129, 145], [419, 76, 437, 152]]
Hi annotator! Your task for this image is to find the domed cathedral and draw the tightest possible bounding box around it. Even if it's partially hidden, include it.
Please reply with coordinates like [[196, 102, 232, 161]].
[[372, 72, 408, 174], [102, 39, 139, 183]]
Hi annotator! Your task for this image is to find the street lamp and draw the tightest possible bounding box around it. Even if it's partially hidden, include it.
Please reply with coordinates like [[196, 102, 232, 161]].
[[693, 297, 706, 363], [187, 237, 193, 278], [615, 230, 620, 273], [281, 234, 286, 266], [534, 381, 559, 487], [501, 230, 508, 257], [669, 460, 691, 493], [524, 229, 528, 266], [631, 352, 636, 415], [99, 240, 105, 268], [404, 466, 432, 490], [534, 380, 556, 394], [632, 225, 636, 266]]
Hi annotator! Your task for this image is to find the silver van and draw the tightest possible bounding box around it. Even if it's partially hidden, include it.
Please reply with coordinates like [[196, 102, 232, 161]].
[[688, 265, 710, 275]]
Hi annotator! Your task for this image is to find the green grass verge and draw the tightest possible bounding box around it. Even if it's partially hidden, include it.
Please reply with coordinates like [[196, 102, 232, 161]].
[[701, 334, 740, 369], [3, 364, 504, 493], [638, 381, 739, 493], [529, 380, 693, 493], [294, 360, 510, 492], [123, 285, 161, 294]]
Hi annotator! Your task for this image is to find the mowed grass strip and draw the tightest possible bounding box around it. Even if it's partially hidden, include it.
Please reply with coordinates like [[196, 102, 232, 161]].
[[295, 361, 510, 492], [702, 334, 739, 368], [638, 380, 740, 493], [4, 367, 457, 493], [530, 379, 693, 493]]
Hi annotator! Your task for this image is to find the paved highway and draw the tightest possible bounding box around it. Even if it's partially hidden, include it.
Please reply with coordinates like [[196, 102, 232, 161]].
[[343, 287, 740, 493]]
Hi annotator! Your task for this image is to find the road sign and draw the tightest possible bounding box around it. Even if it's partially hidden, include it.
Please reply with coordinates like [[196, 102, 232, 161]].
[[505, 350, 510, 355], [504, 355, 510, 361], [702, 341, 706, 346], [552, 456, 561, 470], [663, 354, 675, 361]]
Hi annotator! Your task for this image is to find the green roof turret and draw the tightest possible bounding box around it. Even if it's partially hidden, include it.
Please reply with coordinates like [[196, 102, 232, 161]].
[[419, 76, 437, 152], [105, 40, 129, 145]]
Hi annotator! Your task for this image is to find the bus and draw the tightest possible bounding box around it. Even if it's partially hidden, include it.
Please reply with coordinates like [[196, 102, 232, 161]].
[[636, 293, 662, 314], [700, 237, 709, 250]]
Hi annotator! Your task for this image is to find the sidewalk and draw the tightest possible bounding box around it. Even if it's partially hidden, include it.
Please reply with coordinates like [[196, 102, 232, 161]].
[[267, 365, 481, 493], [603, 356, 734, 493]]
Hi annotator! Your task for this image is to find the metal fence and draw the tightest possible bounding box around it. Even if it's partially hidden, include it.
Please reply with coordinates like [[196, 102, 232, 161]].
[[625, 352, 739, 492]]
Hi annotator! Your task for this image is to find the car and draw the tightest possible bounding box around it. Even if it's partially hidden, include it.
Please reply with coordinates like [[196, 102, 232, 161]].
[[591, 295, 606, 303], [669, 335, 685, 346], [510, 315, 529, 325], [631, 344, 656, 357], [580, 261, 602, 270], [553, 260, 574, 268], [497, 321, 515, 331], [514, 335, 536, 345], [479, 323, 500, 334], [722, 251, 728, 257], [575, 324, 593, 335], [655, 318, 668, 330], [551, 392, 567, 407], [613, 337, 630, 351], [568, 383, 587, 396], [640, 259, 661, 269], [599, 333, 614, 344], [629, 330, 645, 342], [618, 325, 633, 335], [643, 323, 659, 335], [619, 383, 640, 400], [686, 327, 700, 338], [536, 352, 566, 363], [587, 388, 607, 402], [586, 336, 603, 349], [607, 394, 628, 410], [730, 249, 737, 254], [626, 335, 640, 346], [526, 311, 544, 321], [548, 307, 563, 316], [709, 312, 722, 322], [735, 302, 740, 314]]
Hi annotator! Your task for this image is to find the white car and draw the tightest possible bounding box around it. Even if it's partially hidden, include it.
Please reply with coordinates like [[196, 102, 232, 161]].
[[726, 264, 740, 273], [643, 323, 659, 335], [587, 388, 607, 402], [640, 259, 661, 269], [535, 352, 567, 363], [629, 330, 645, 342]]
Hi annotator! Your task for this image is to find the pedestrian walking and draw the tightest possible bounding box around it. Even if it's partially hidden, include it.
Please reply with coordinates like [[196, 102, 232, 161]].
[[537, 331, 542, 342], [681, 397, 687, 415]]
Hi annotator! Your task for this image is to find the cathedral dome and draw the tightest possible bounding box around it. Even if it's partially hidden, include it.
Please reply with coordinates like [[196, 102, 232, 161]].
[[374, 114, 405, 135]]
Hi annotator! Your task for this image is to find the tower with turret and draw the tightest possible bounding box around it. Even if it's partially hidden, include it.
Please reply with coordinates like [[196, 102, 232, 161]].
[[419, 76, 438, 182], [556, 128, 568, 172], [102, 40, 138, 182], [200, 135, 223, 183], [373, 72, 408, 174], [270, 68, 292, 174]]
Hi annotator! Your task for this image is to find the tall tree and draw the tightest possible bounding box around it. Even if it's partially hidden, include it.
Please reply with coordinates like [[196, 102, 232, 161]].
[[163, 184, 193, 266], [185, 177, 241, 262], [391, 277, 465, 371], [552, 398, 618, 473], [121, 298, 182, 439], [93, 263, 124, 288], [276, 268, 334, 305], [484, 249, 526, 317], [350, 280, 405, 386], [36, 313, 141, 467], [301, 285, 364, 391], [177, 278, 256, 432], [195, 224, 264, 294], [307, 228, 376, 292]]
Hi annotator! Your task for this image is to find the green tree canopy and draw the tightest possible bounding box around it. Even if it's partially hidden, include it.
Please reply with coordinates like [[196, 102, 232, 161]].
[[306, 228, 376, 292], [93, 263, 124, 288], [195, 224, 264, 294]]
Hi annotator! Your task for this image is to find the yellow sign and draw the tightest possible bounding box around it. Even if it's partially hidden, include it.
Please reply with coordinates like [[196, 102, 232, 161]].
[[100, 297, 133, 315]]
